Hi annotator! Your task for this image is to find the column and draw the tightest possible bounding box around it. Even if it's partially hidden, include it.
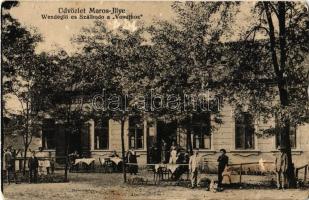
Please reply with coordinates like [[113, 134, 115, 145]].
[[144, 120, 147, 150], [88, 119, 95, 151]]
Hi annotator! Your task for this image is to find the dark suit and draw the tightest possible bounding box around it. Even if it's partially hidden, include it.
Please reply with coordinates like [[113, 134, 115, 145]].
[[28, 156, 39, 183], [126, 151, 138, 175], [4, 151, 14, 183], [217, 154, 229, 187]]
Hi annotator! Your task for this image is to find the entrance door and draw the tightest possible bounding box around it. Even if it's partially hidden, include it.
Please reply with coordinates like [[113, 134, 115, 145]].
[[68, 125, 82, 156], [157, 120, 178, 146], [156, 120, 178, 162], [146, 125, 157, 163]]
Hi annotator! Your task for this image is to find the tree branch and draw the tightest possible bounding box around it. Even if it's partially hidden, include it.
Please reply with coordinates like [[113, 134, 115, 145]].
[[244, 25, 270, 41], [269, 2, 280, 18]]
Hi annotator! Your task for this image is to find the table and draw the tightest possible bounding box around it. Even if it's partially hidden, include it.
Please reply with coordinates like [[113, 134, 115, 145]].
[[100, 157, 122, 165], [100, 157, 123, 172], [154, 163, 187, 184], [154, 164, 180, 173], [110, 157, 122, 165], [74, 158, 96, 165], [74, 158, 96, 172]]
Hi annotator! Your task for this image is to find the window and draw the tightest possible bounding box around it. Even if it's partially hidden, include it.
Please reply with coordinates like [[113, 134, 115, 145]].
[[275, 123, 297, 149], [192, 112, 211, 149], [94, 118, 109, 150], [129, 116, 144, 149], [235, 112, 255, 149], [42, 119, 56, 149]]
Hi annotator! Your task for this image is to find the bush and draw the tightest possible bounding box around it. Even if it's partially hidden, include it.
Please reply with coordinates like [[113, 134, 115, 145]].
[[13, 172, 67, 183]]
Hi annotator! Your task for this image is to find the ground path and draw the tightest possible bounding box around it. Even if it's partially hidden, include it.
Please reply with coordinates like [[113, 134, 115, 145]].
[[3, 173, 309, 200]]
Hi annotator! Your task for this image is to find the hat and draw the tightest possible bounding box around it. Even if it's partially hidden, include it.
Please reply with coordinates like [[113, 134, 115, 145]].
[[220, 148, 226, 153], [277, 145, 286, 150]]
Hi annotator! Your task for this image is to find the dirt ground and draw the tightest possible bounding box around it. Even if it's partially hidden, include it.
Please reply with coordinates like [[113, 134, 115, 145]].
[[2, 172, 309, 200]]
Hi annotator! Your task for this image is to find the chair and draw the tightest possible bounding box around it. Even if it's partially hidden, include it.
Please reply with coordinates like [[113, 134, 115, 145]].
[[101, 158, 114, 173], [68, 155, 78, 172]]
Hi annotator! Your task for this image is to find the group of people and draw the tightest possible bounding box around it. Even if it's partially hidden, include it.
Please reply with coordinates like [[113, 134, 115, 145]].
[[3, 146, 17, 184], [189, 148, 228, 191], [149, 140, 229, 191], [149, 140, 189, 164], [188, 146, 290, 191], [102, 149, 138, 174], [3, 146, 39, 183], [3, 143, 290, 189]]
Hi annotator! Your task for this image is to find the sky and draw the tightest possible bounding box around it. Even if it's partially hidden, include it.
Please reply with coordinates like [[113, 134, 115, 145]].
[[9, 1, 177, 53], [8, 1, 260, 54], [6, 0, 307, 114], [2, 1, 260, 114]]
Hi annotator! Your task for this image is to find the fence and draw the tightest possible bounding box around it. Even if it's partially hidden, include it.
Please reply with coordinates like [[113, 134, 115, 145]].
[[3, 156, 68, 184], [227, 161, 274, 184], [296, 164, 308, 183]]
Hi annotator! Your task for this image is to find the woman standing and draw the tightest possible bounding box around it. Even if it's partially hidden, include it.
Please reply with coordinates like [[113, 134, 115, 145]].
[[126, 148, 138, 175]]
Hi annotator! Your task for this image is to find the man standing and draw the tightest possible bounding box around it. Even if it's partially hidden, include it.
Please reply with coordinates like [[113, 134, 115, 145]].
[[4, 146, 14, 184], [28, 151, 39, 183], [149, 143, 158, 164], [275, 146, 288, 189], [217, 148, 228, 191], [189, 149, 201, 188], [161, 140, 168, 164], [126, 148, 138, 175]]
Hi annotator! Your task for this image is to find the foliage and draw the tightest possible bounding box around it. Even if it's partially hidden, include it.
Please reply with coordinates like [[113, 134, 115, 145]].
[[147, 2, 237, 126], [73, 21, 150, 120], [222, 2, 309, 127]]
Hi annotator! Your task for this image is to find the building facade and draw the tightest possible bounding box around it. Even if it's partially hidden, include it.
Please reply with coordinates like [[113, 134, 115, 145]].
[[34, 102, 309, 172]]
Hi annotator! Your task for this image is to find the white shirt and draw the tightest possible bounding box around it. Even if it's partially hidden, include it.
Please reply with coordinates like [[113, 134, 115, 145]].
[[189, 154, 201, 172]]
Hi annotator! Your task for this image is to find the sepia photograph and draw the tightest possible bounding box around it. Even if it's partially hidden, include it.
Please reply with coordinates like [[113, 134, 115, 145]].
[[1, 0, 309, 199]]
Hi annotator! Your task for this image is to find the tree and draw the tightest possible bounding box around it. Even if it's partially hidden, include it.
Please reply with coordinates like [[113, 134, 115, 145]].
[[2, 1, 44, 174], [148, 2, 233, 152], [40, 49, 97, 181], [73, 21, 150, 182], [221, 2, 309, 187]]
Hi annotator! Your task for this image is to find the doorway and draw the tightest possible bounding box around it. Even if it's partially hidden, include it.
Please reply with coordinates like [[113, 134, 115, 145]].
[[156, 120, 178, 162]]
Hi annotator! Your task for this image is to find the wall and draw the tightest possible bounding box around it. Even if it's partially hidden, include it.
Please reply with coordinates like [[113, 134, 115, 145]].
[[3, 105, 308, 169], [197, 103, 309, 172]]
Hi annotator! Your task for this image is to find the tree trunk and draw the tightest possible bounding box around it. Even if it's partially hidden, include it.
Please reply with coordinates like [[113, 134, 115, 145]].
[[22, 145, 28, 175], [120, 118, 127, 183], [64, 103, 71, 182], [264, 2, 296, 187], [281, 121, 296, 187], [186, 116, 193, 154], [23, 101, 30, 175], [64, 129, 69, 182]]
